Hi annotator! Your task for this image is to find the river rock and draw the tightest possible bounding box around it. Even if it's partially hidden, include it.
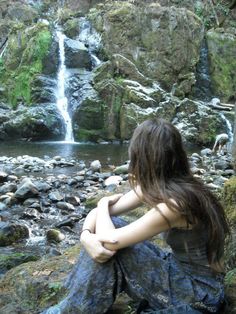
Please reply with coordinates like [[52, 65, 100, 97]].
[[0, 222, 29, 246], [14, 178, 39, 199], [0, 183, 17, 194], [46, 229, 66, 243], [48, 191, 64, 202], [0, 171, 8, 183], [104, 175, 123, 187], [90, 160, 101, 172], [56, 202, 75, 212]]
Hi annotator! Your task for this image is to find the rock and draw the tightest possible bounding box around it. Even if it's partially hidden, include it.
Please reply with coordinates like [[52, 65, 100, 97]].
[[64, 38, 92, 69], [222, 176, 236, 225], [48, 191, 64, 202], [65, 195, 81, 206], [0, 252, 40, 275], [89, 2, 203, 95], [64, 18, 81, 39], [0, 171, 8, 183], [14, 178, 39, 199], [0, 222, 29, 246], [0, 245, 81, 313], [114, 164, 129, 175], [207, 29, 236, 102], [90, 160, 101, 172], [104, 175, 123, 187], [200, 148, 212, 157], [2, 104, 65, 141], [56, 202, 75, 212], [46, 229, 65, 243], [0, 202, 7, 211], [0, 183, 17, 194]]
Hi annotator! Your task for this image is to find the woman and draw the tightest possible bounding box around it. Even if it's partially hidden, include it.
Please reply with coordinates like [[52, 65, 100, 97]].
[[42, 119, 229, 314]]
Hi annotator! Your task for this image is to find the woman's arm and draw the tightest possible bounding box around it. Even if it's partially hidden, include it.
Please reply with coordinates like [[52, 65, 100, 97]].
[[108, 187, 143, 216], [96, 202, 182, 251]]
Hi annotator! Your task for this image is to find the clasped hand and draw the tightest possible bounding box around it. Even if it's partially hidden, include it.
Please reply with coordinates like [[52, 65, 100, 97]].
[[80, 194, 122, 263]]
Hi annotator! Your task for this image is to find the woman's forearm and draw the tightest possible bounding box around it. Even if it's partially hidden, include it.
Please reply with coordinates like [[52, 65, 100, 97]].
[[81, 207, 97, 233], [96, 199, 115, 234]]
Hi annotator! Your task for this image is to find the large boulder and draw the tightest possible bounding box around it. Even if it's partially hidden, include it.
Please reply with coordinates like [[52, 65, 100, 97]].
[[64, 38, 92, 69], [1, 104, 65, 140], [89, 2, 204, 96], [207, 28, 236, 102]]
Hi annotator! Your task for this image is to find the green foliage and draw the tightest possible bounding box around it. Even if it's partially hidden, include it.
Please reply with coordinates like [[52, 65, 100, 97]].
[[1, 27, 51, 107], [194, 1, 230, 29]]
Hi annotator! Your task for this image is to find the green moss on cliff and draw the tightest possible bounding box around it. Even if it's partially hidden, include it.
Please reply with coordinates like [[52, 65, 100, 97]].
[[207, 30, 236, 101], [222, 176, 236, 225], [0, 24, 51, 107]]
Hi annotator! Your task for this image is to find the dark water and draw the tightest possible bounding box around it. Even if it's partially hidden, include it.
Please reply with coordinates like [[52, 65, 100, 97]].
[[0, 141, 129, 166]]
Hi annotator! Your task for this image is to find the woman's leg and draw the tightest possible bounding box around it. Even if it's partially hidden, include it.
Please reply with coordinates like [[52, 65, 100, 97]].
[[41, 248, 124, 314]]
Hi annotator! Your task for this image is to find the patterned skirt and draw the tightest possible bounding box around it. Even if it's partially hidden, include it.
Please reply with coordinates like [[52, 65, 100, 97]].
[[41, 217, 225, 314]]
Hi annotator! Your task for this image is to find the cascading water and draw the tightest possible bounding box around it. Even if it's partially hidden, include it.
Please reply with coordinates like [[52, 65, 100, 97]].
[[219, 112, 234, 144], [78, 17, 102, 67], [56, 30, 74, 142], [193, 38, 212, 101]]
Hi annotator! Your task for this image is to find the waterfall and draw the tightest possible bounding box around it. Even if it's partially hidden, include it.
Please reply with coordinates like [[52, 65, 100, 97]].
[[219, 112, 234, 150], [193, 38, 212, 101], [78, 17, 102, 67], [56, 30, 74, 142]]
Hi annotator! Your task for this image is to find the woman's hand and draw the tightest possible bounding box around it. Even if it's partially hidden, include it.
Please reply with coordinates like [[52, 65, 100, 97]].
[[80, 230, 117, 263], [98, 194, 123, 208]]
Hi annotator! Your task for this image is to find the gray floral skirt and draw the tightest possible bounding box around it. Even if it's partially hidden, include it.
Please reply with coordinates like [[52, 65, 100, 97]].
[[41, 218, 225, 314]]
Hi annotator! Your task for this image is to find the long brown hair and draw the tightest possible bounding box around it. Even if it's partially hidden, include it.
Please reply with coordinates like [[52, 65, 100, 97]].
[[128, 118, 230, 267]]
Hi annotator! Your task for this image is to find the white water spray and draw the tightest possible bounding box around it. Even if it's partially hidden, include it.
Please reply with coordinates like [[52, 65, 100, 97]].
[[219, 112, 233, 143], [56, 30, 74, 142]]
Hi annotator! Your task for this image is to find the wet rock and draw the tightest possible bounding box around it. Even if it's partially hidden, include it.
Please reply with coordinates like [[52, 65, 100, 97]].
[[64, 38, 92, 69], [48, 191, 64, 202], [0, 171, 8, 183], [0, 202, 7, 211], [56, 202, 75, 212], [200, 148, 212, 157], [65, 195, 81, 206], [0, 183, 17, 194], [21, 208, 40, 220], [0, 222, 29, 246], [14, 178, 39, 200], [35, 181, 52, 192], [214, 160, 232, 170], [46, 229, 65, 243]]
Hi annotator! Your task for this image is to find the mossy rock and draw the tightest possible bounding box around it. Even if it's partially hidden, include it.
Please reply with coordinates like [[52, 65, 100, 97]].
[[0, 245, 81, 313], [64, 18, 81, 39], [0, 22, 52, 107], [222, 176, 236, 225], [207, 29, 236, 102], [0, 252, 40, 274]]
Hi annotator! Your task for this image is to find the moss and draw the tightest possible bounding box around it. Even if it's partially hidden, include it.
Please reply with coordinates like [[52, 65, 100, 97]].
[[207, 31, 236, 101], [0, 24, 51, 107], [76, 128, 105, 142], [222, 176, 236, 225], [0, 252, 39, 272]]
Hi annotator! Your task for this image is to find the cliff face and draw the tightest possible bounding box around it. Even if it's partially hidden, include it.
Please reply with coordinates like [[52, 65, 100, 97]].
[[0, 0, 235, 143]]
